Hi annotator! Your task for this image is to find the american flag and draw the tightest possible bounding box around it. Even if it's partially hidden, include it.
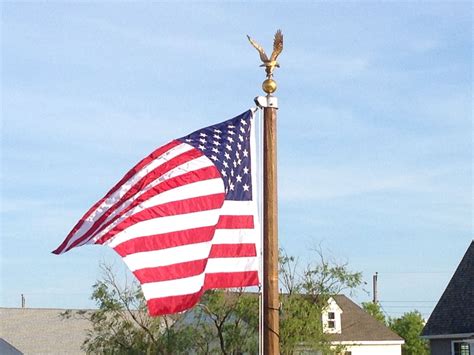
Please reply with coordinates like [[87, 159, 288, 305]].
[[53, 110, 260, 316]]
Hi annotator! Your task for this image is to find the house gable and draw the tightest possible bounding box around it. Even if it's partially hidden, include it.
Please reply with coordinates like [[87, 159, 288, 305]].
[[322, 297, 343, 334], [422, 240, 474, 338]]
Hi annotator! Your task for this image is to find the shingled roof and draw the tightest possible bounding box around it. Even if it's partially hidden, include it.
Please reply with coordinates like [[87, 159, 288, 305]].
[[330, 295, 403, 342], [422, 240, 474, 337], [0, 308, 92, 354]]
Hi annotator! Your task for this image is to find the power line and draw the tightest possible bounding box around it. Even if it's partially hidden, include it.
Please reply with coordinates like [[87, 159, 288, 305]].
[[380, 300, 437, 303], [376, 271, 451, 274], [382, 306, 434, 309]]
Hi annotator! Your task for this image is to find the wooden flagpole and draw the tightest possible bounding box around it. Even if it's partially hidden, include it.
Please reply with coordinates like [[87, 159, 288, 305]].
[[263, 103, 279, 355], [248, 30, 283, 355]]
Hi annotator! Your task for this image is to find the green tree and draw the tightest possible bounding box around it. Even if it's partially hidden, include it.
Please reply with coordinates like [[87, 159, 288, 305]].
[[192, 288, 259, 354], [362, 301, 387, 325], [389, 311, 429, 355], [279, 247, 363, 354]]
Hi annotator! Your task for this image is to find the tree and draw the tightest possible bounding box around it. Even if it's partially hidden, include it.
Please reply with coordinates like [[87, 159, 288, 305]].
[[389, 311, 429, 355], [362, 301, 387, 325], [193, 289, 259, 354], [279, 247, 363, 354]]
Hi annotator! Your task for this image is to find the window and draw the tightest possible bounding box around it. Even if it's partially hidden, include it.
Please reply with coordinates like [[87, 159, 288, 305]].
[[328, 312, 335, 329], [453, 341, 470, 355]]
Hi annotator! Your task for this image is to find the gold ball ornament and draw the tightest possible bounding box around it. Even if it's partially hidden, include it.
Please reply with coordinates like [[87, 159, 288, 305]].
[[262, 78, 277, 94]]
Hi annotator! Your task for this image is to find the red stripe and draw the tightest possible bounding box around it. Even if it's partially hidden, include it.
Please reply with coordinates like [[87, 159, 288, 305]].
[[147, 291, 203, 316], [204, 271, 259, 289], [113, 226, 216, 256], [216, 215, 254, 229], [52, 140, 181, 255], [59, 147, 206, 253], [95, 192, 225, 245], [133, 259, 207, 283], [209, 244, 257, 258]]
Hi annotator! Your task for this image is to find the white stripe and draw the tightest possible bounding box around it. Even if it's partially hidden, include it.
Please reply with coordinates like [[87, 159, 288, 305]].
[[141, 273, 205, 299], [123, 241, 212, 271], [107, 208, 221, 248], [63, 143, 194, 251], [220, 200, 257, 215], [205, 257, 259, 273], [89, 177, 224, 245], [212, 229, 258, 245]]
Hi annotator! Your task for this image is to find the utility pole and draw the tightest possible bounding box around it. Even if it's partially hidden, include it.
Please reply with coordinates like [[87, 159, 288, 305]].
[[373, 272, 378, 303]]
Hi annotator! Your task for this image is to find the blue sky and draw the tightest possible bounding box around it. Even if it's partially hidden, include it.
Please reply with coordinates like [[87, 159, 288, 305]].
[[1, 2, 472, 320]]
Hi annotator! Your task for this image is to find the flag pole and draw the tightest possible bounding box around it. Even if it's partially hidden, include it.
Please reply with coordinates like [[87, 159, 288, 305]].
[[248, 30, 283, 355], [263, 99, 279, 355]]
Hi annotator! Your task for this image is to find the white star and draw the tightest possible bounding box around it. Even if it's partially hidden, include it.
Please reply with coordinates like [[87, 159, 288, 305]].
[[236, 152, 240, 159], [212, 147, 219, 153], [199, 144, 206, 150], [227, 137, 234, 143], [243, 166, 249, 174], [224, 152, 230, 160], [213, 141, 220, 146], [236, 175, 242, 182], [200, 132, 207, 137], [221, 169, 227, 177], [228, 125, 235, 129], [223, 161, 229, 168], [226, 144, 232, 151], [237, 143, 242, 150], [211, 155, 218, 161], [214, 129, 222, 133], [199, 138, 206, 144], [240, 127, 245, 133], [239, 135, 244, 142], [231, 169, 234, 177], [243, 184, 250, 191], [185, 139, 192, 142], [233, 160, 237, 168], [229, 182, 235, 191], [213, 134, 221, 140], [241, 119, 247, 126], [243, 149, 248, 157], [228, 130, 235, 135]]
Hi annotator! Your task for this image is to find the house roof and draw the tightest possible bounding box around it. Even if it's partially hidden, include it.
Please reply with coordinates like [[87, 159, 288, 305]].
[[329, 295, 403, 342], [0, 308, 92, 354], [422, 240, 474, 337], [0, 338, 22, 355]]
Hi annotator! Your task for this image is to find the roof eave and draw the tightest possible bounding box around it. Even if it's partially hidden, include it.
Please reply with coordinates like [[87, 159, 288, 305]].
[[421, 333, 474, 340]]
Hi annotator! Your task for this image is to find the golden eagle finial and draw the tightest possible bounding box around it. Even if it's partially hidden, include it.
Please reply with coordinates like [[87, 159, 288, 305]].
[[247, 29, 283, 78]]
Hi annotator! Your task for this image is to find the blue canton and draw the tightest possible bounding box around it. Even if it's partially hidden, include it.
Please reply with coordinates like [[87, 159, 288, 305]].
[[179, 110, 253, 201]]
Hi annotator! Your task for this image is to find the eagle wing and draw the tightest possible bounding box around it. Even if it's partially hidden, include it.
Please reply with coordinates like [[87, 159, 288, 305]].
[[270, 29, 283, 62], [247, 35, 269, 63]]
